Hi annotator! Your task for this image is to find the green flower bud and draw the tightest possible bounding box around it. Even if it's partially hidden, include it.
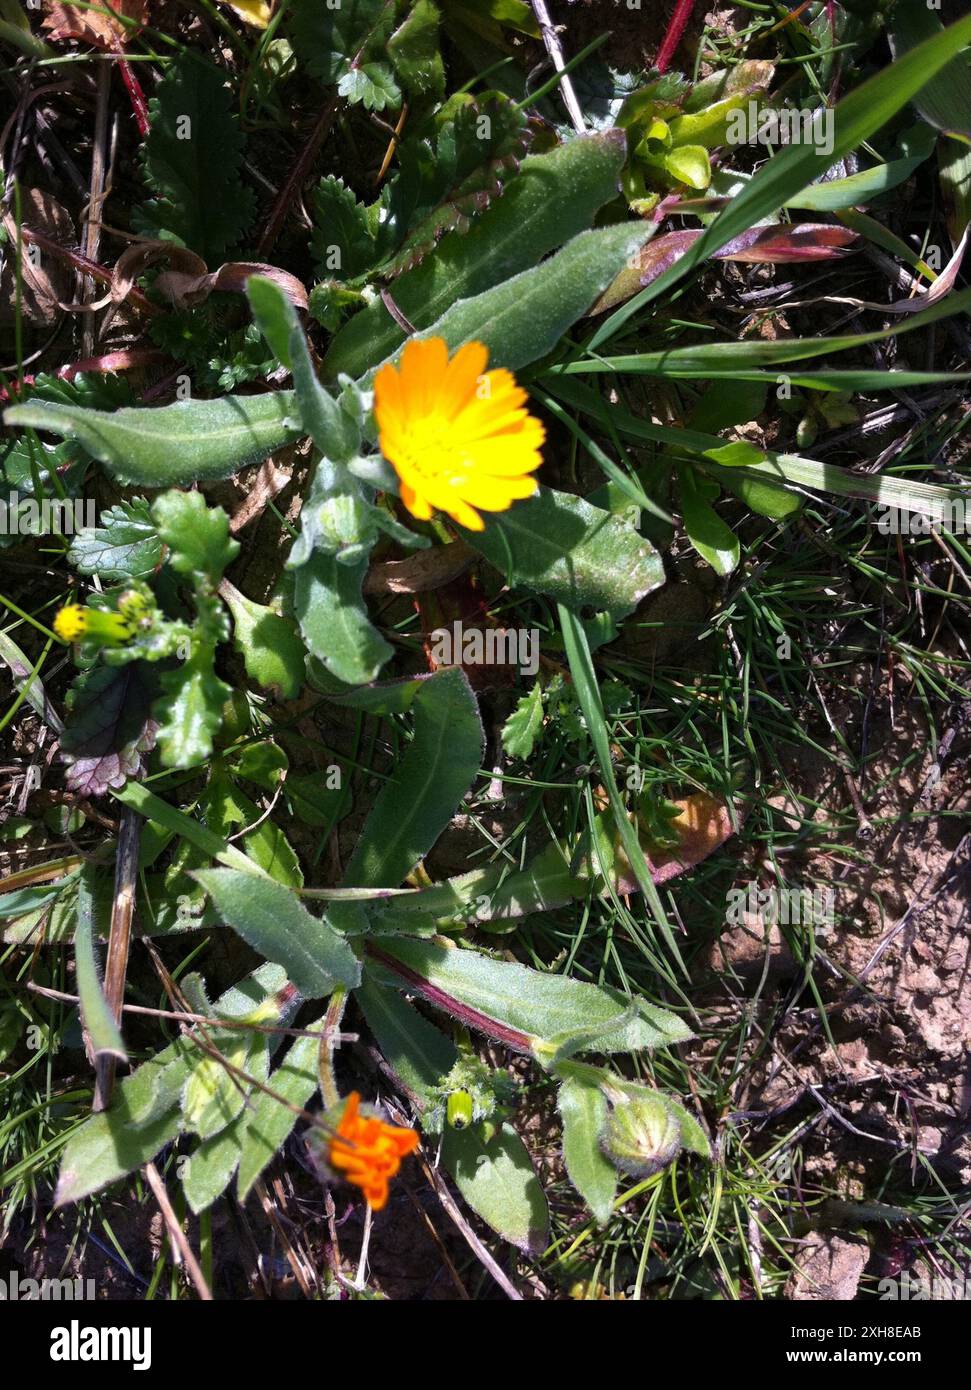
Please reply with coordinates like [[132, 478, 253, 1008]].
[[446, 1090, 474, 1130], [600, 1089, 682, 1178]]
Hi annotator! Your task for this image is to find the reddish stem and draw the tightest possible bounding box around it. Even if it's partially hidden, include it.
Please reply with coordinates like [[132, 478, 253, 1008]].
[[366, 945, 534, 1053], [112, 42, 150, 138], [655, 0, 695, 75]]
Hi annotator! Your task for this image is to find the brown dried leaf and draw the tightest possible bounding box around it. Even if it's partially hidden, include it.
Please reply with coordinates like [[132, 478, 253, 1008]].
[[42, 0, 148, 48], [110, 241, 308, 313], [0, 192, 74, 325]]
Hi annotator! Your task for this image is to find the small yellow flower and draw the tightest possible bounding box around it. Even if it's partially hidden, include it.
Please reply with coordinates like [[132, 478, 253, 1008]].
[[373, 337, 545, 532], [53, 603, 133, 646]]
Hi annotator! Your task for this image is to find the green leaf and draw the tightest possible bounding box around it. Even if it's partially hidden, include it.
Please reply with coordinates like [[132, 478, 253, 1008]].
[[339, 61, 401, 111], [388, 0, 444, 98], [205, 774, 303, 888], [311, 176, 377, 281], [155, 654, 230, 769], [293, 548, 392, 686], [67, 498, 163, 582], [222, 585, 305, 701], [442, 1122, 549, 1254], [113, 780, 270, 879], [369, 221, 650, 382], [501, 681, 544, 759], [54, 963, 286, 1205], [718, 469, 802, 521], [557, 1074, 616, 1226], [291, 0, 393, 85], [890, 0, 971, 143], [377, 91, 528, 276], [662, 144, 710, 189], [677, 465, 740, 576], [464, 485, 663, 622], [247, 277, 359, 461], [135, 54, 255, 261], [193, 869, 361, 996], [153, 490, 239, 582], [323, 130, 628, 379], [357, 975, 458, 1104], [4, 392, 300, 487], [182, 1032, 268, 1140], [785, 124, 936, 211], [370, 937, 692, 1057], [344, 667, 484, 887], [237, 1020, 326, 1202], [75, 867, 126, 1062], [183, 1113, 245, 1214]]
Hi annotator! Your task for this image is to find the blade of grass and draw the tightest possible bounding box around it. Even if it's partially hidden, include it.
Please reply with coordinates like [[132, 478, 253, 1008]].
[[557, 603, 687, 983]]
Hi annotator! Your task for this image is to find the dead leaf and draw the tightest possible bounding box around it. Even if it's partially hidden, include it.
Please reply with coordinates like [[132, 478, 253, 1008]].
[[364, 540, 474, 595], [110, 241, 308, 312], [0, 190, 74, 326], [42, 0, 148, 49], [592, 224, 859, 314]]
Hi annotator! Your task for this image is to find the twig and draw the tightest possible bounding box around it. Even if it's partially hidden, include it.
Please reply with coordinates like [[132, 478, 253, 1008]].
[[254, 1176, 316, 1297], [82, 63, 111, 358], [93, 804, 139, 1110], [385, 1099, 523, 1301], [25, 982, 355, 1044], [143, 1161, 213, 1301], [529, 0, 585, 133], [257, 97, 340, 257]]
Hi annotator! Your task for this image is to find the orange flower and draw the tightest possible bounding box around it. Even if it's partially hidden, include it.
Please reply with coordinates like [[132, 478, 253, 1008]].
[[327, 1092, 419, 1211], [373, 337, 544, 532]]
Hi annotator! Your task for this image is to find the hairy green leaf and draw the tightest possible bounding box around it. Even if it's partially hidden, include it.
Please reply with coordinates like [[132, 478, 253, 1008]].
[[344, 667, 484, 887], [465, 485, 663, 621], [442, 1122, 549, 1254], [4, 392, 301, 487], [557, 1074, 616, 1225], [193, 869, 361, 996], [323, 130, 628, 379]]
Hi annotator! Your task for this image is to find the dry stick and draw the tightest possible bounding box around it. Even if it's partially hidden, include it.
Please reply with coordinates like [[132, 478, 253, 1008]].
[[401, 1180, 470, 1299], [25, 981, 350, 1044], [93, 803, 139, 1111], [143, 1161, 213, 1301], [384, 1099, 523, 1301], [257, 96, 340, 257], [254, 1176, 316, 1298], [529, 0, 585, 134], [82, 63, 111, 359]]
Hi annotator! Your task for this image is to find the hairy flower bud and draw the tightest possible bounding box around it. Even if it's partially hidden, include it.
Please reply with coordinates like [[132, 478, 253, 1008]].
[[600, 1089, 682, 1178]]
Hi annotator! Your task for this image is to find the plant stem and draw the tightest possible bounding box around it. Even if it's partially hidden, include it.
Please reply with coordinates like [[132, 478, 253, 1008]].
[[319, 986, 348, 1108]]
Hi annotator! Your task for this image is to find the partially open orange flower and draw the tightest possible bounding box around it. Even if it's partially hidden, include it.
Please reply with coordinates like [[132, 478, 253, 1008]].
[[373, 337, 545, 532], [327, 1092, 419, 1211]]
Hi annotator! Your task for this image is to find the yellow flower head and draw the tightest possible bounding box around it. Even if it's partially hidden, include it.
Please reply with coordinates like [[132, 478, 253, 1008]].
[[373, 337, 545, 532], [53, 603, 133, 646], [327, 1091, 419, 1212], [53, 604, 89, 643]]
